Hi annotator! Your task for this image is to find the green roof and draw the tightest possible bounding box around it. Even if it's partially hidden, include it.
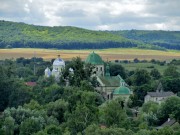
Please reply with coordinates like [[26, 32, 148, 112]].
[[99, 76, 120, 86], [85, 52, 104, 65], [113, 86, 131, 95]]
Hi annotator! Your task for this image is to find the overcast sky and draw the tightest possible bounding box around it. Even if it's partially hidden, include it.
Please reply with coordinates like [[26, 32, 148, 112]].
[[0, 0, 180, 30]]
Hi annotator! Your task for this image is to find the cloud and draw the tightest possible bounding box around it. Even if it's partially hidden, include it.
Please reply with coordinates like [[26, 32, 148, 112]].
[[0, 0, 179, 30]]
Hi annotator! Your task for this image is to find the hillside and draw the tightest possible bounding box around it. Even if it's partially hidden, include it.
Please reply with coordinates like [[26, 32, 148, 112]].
[[0, 20, 139, 49], [108, 30, 180, 50], [0, 20, 179, 50]]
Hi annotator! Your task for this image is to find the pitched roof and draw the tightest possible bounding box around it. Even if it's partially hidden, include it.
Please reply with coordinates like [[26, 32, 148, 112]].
[[26, 82, 37, 87], [98, 76, 120, 86], [156, 118, 178, 129], [161, 119, 176, 127], [147, 91, 175, 97], [85, 52, 104, 65]]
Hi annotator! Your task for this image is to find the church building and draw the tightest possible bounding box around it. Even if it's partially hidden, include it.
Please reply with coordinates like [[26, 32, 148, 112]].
[[85, 52, 132, 100], [44, 52, 132, 101], [85, 51, 104, 76], [45, 55, 65, 80]]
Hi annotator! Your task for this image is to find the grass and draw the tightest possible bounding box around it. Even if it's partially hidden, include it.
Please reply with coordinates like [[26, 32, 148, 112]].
[[120, 63, 180, 74], [0, 48, 179, 61]]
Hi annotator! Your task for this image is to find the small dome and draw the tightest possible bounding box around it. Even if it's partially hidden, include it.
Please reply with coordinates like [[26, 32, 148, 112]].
[[52, 68, 58, 72], [113, 86, 131, 95], [85, 52, 104, 65], [45, 67, 51, 76], [45, 67, 50, 72], [53, 58, 65, 66], [69, 68, 74, 72]]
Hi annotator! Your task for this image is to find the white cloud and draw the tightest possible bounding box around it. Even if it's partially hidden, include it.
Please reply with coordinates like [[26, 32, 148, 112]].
[[0, 0, 180, 30]]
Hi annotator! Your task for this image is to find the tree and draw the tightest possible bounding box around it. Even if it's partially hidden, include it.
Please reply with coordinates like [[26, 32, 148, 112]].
[[65, 103, 98, 134], [23, 100, 43, 111], [3, 106, 59, 134], [44, 125, 62, 135], [132, 83, 155, 107], [2, 116, 15, 135], [158, 96, 180, 124], [44, 84, 64, 103], [8, 80, 32, 108], [134, 58, 140, 63], [133, 69, 151, 86], [99, 99, 129, 128], [62, 57, 93, 87], [150, 68, 161, 80], [0, 66, 11, 111], [161, 77, 180, 93], [37, 76, 55, 87], [141, 101, 159, 114], [46, 99, 68, 123], [164, 66, 179, 78], [140, 102, 159, 126], [109, 63, 127, 79], [19, 117, 45, 135], [157, 126, 174, 135], [85, 124, 134, 135], [135, 129, 150, 135]]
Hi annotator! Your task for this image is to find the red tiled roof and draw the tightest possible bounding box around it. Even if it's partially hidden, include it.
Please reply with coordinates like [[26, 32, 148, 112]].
[[26, 82, 37, 87]]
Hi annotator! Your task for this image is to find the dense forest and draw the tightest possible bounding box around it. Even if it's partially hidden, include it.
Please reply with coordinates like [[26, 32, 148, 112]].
[[0, 57, 180, 134], [0, 20, 139, 49], [108, 30, 180, 50], [1, 20, 179, 50]]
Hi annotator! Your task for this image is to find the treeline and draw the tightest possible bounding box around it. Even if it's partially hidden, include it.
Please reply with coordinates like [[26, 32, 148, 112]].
[[1, 20, 180, 50], [0, 41, 137, 49], [109, 30, 180, 50], [0, 20, 138, 49]]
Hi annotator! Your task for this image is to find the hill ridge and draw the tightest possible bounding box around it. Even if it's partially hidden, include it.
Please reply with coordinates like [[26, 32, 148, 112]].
[[0, 20, 179, 50]]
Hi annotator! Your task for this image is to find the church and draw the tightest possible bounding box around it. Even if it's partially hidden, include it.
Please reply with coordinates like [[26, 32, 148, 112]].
[[85, 51, 132, 101], [44, 55, 65, 80], [45, 52, 132, 101]]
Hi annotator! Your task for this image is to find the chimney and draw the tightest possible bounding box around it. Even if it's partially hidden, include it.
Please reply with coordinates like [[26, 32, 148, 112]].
[[168, 118, 170, 122]]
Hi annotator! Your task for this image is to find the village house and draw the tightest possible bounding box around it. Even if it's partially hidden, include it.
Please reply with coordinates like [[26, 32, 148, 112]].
[[144, 83, 176, 104]]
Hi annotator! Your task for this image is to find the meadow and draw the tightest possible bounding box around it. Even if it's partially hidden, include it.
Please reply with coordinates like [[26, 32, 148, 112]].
[[0, 48, 180, 61], [120, 62, 180, 74]]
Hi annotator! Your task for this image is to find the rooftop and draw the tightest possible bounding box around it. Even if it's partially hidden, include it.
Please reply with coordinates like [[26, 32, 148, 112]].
[[147, 91, 175, 97], [85, 52, 104, 65], [113, 86, 131, 95], [98, 75, 120, 87], [26, 82, 37, 87], [53, 57, 65, 66]]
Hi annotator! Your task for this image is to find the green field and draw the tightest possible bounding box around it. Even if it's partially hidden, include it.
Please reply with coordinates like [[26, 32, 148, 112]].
[[120, 62, 180, 74]]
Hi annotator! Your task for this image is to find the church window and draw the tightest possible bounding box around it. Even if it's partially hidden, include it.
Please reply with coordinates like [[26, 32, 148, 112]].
[[100, 67, 102, 71], [96, 67, 98, 71]]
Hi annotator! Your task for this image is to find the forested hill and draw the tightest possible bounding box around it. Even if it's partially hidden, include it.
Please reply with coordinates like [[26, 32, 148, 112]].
[[0, 20, 139, 49], [108, 30, 180, 50], [0, 20, 179, 50]]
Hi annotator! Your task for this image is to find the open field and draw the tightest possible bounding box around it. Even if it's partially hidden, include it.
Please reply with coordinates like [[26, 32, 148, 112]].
[[0, 48, 180, 61], [120, 63, 180, 74]]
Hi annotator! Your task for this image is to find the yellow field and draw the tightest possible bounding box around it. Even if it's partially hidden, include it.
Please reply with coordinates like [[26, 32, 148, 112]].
[[0, 48, 180, 61]]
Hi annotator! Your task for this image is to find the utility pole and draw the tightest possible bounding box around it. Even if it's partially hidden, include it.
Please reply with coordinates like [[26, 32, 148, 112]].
[[33, 41, 36, 76], [33, 51, 36, 75]]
